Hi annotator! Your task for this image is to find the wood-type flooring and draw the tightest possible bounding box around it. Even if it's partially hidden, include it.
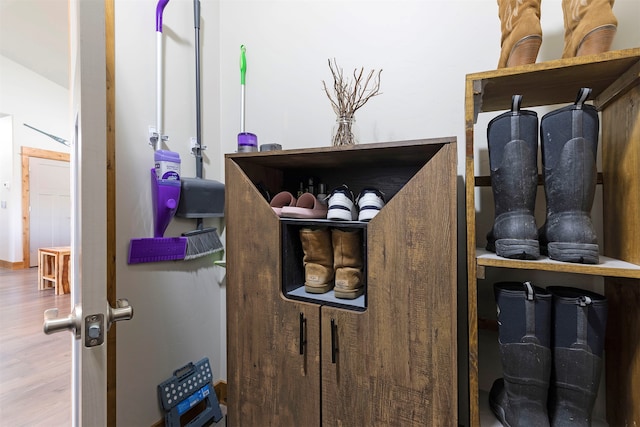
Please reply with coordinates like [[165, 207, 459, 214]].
[[0, 267, 71, 426]]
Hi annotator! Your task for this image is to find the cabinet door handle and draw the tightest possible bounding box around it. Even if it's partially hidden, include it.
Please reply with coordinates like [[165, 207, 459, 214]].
[[331, 318, 338, 363], [299, 312, 307, 355]]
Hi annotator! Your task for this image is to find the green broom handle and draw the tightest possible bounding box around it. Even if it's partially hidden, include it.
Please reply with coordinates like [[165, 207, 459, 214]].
[[194, 0, 203, 179]]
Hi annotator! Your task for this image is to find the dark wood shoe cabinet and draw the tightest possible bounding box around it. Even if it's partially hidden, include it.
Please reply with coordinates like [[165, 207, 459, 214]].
[[464, 48, 640, 426], [225, 138, 458, 426]]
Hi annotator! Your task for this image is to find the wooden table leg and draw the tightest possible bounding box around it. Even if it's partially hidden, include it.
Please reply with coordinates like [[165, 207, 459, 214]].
[[38, 249, 44, 291], [56, 250, 63, 295], [61, 253, 71, 294]]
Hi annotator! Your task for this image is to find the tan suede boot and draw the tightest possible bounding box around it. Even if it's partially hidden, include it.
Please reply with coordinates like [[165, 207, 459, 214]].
[[498, 0, 542, 68], [332, 228, 364, 299], [300, 227, 334, 294], [562, 0, 617, 58]]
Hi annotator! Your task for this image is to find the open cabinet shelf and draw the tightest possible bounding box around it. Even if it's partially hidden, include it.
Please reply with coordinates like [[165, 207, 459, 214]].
[[280, 218, 368, 311], [475, 248, 640, 279], [465, 48, 640, 426]]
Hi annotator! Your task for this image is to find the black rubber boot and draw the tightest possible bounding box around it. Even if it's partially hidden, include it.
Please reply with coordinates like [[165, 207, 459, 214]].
[[547, 286, 607, 427], [486, 95, 540, 260], [489, 281, 552, 427], [539, 88, 599, 264]]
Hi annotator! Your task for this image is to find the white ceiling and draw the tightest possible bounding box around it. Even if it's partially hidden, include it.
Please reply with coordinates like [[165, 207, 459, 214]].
[[0, 0, 70, 89]]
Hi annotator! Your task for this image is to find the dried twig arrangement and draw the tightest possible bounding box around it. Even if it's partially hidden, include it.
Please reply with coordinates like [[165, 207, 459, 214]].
[[322, 59, 382, 145]]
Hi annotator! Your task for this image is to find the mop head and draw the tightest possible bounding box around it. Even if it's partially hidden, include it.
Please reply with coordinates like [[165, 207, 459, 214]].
[[182, 227, 224, 260], [128, 237, 187, 264]]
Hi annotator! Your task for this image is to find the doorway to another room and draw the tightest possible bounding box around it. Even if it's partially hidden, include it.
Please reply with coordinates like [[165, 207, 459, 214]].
[[21, 147, 70, 268]]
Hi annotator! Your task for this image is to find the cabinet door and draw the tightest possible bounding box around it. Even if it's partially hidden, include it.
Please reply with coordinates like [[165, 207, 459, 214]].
[[228, 300, 321, 426], [321, 143, 458, 426], [321, 307, 371, 424], [226, 160, 321, 426]]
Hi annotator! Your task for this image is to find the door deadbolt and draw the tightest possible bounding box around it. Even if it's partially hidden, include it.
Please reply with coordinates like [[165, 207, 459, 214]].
[[85, 314, 104, 347]]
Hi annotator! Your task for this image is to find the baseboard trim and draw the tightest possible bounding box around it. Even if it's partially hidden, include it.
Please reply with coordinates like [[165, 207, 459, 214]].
[[214, 380, 227, 405], [0, 259, 26, 270]]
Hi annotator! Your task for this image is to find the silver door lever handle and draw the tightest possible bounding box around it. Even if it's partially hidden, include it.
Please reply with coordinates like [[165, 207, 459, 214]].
[[108, 299, 133, 328], [43, 299, 132, 339], [44, 305, 82, 338]]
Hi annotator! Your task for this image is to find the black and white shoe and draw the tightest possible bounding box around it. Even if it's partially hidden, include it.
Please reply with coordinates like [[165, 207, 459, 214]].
[[327, 185, 357, 221], [357, 188, 385, 221]]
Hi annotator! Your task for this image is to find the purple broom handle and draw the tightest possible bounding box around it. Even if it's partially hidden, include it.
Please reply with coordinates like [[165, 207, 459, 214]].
[[156, 0, 170, 32]]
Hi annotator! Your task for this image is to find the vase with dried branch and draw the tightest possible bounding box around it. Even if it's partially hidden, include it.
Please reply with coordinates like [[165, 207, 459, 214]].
[[322, 59, 382, 146]]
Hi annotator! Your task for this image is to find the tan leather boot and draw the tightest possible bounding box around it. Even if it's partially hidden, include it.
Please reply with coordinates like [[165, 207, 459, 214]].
[[332, 228, 364, 299], [300, 227, 334, 293], [498, 0, 542, 68], [562, 0, 617, 58]]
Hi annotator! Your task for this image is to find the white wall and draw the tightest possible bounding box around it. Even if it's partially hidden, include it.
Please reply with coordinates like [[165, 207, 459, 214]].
[[113, 0, 224, 425], [0, 55, 70, 263], [0, 116, 13, 261], [2, 0, 628, 425], [219, 0, 498, 163], [218, 0, 639, 157]]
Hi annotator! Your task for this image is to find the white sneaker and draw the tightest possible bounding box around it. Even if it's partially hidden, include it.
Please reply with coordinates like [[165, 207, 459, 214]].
[[327, 185, 357, 221], [357, 188, 385, 221]]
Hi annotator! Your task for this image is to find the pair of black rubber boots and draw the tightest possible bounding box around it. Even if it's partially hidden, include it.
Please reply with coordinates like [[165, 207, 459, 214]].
[[490, 282, 607, 427], [486, 88, 599, 264]]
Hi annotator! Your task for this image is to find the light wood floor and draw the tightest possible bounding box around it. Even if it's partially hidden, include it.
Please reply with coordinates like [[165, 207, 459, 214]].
[[0, 267, 71, 426]]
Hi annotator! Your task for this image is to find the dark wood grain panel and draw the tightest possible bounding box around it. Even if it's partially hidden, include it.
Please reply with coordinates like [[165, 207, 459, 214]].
[[602, 76, 640, 427], [467, 48, 640, 115], [321, 143, 458, 426], [225, 159, 321, 426], [226, 138, 458, 426], [604, 278, 640, 427]]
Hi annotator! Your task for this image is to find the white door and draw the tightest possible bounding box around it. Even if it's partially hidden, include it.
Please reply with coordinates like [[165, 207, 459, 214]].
[[42, 1, 131, 426], [29, 157, 71, 266]]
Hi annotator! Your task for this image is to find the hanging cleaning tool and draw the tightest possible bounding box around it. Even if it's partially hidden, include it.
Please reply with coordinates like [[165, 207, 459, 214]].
[[240, 45, 246, 131], [128, 0, 187, 264], [151, 0, 170, 151], [175, 0, 225, 261], [128, 167, 187, 264], [237, 45, 258, 152]]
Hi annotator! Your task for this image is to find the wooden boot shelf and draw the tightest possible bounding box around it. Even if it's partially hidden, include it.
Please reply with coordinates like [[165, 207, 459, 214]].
[[465, 48, 640, 426]]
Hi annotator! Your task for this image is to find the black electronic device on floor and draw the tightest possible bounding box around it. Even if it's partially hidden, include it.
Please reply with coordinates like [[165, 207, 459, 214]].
[[158, 358, 223, 427]]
